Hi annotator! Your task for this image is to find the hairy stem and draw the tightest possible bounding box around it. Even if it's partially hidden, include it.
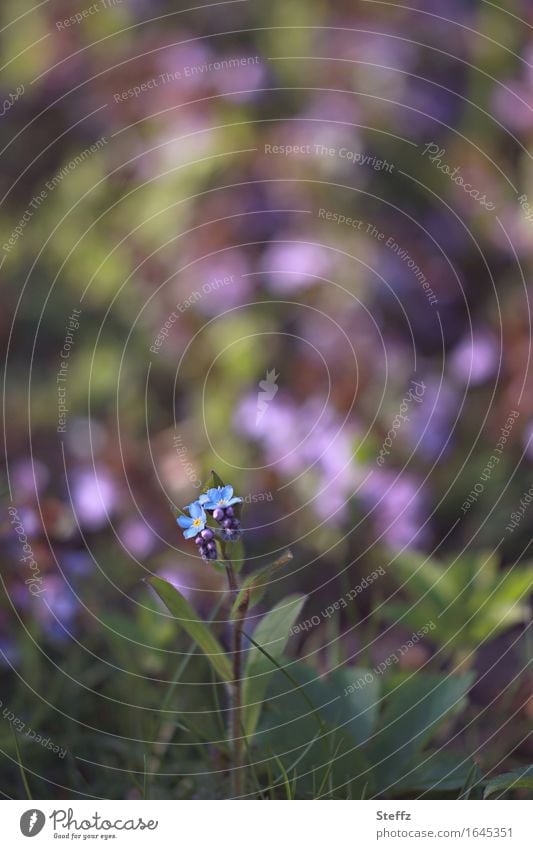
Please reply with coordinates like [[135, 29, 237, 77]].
[[224, 555, 249, 798]]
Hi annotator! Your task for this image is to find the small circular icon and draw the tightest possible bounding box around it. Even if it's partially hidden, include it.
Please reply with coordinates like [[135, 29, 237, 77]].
[[20, 810, 46, 837]]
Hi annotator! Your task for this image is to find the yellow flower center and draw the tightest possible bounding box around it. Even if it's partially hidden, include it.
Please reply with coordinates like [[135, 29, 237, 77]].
[[192, 518, 202, 528]]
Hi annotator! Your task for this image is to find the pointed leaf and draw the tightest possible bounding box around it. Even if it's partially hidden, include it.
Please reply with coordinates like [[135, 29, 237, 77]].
[[147, 577, 232, 683], [368, 672, 474, 790], [209, 469, 226, 488], [484, 766, 533, 798], [231, 550, 293, 617], [242, 594, 306, 738], [392, 752, 478, 793], [259, 659, 375, 798]]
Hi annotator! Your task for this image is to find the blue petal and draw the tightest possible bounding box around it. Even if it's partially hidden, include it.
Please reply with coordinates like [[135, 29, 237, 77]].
[[177, 515, 192, 528], [198, 493, 210, 504], [183, 526, 199, 539], [189, 502, 206, 520], [206, 487, 222, 502], [226, 496, 242, 506], [221, 485, 234, 502]]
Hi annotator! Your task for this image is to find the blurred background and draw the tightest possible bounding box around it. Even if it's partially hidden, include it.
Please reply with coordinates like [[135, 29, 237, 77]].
[[0, 0, 532, 799]]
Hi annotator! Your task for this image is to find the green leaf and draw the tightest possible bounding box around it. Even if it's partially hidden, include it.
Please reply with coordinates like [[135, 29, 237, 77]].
[[386, 552, 531, 657], [147, 577, 232, 683], [242, 594, 306, 738], [381, 602, 437, 637], [484, 766, 533, 798], [368, 672, 474, 791], [330, 666, 381, 745], [469, 567, 532, 641], [11, 726, 32, 800], [209, 469, 225, 488], [471, 551, 498, 594], [392, 752, 478, 793], [392, 551, 457, 607], [258, 659, 375, 798], [230, 550, 293, 617]]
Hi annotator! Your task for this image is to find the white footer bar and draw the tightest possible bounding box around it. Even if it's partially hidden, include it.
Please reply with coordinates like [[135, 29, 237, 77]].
[[3, 799, 530, 848]]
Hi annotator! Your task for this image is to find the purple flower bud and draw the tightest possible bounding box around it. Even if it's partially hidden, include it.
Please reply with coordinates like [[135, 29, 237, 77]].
[[200, 528, 214, 541], [213, 507, 225, 522], [225, 506, 235, 518], [222, 518, 233, 529], [194, 534, 203, 545], [206, 541, 217, 553]]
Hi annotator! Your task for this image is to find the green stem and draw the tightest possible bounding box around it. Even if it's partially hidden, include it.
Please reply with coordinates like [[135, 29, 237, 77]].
[[223, 551, 249, 798]]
